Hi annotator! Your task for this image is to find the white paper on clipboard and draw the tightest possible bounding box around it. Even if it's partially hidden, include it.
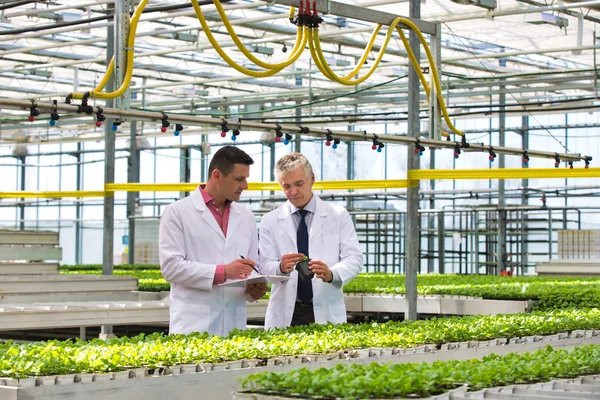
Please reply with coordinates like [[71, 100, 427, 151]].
[[218, 275, 290, 288]]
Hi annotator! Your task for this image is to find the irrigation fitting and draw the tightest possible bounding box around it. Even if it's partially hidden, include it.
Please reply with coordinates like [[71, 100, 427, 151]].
[[274, 124, 283, 142], [488, 147, 496, 163], [585, 156, 592, 169], [48, 100, 60, 127], [309, 0, 323, 27], [230, 120, 242, 141], [414, 139, 425, 156], [160, 113, 170, 133], [568, 161, 573, 169], [78, 93, 93, 114], [325, 129, 333, 147], [299, 126, 310, 134], [554, 153, 560, 168], [112, 120, 122, 132], [371, 134, 379, 150], [296, 0, 305, 26], [28, 101, 40, 122], [220, 119, 229, 138], [174, 124, 184, 137], [283, 133, 293, 145], [522, 151, 529, 166], [377, 142, 385, 153], [454, 143, 461, 159], [333, 138, 341, 150], [460, 135, 470, 149], [95, 107, 106, 127]]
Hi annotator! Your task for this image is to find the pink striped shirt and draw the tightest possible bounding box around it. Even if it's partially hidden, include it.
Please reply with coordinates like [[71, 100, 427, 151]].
[[200, 186, 231, 284]]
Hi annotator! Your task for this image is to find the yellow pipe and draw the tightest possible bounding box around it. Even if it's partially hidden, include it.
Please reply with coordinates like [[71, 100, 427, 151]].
[[212, 0, 306, 70], [5, 169, 600, 199], [191, 0, 285, 77], [308, 29, 336, 80], [310, 19, 398, 85], [396, 19, 464, 137], [106, 179, 410, 192], [0, 191, 106, 199], [409, 167, 600, 180], [71, 0, 148, 100]]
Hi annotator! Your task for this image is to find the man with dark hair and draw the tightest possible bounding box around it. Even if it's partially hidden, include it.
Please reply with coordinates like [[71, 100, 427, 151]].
[[159, 145, 267, 336]]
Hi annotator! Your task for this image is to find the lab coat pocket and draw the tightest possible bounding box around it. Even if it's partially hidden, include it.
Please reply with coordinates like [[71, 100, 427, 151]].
[[328, 298, 347, 324], [171, 299, 210, 335], [237, 241, 251, 259], [320, 234, 340, 264]]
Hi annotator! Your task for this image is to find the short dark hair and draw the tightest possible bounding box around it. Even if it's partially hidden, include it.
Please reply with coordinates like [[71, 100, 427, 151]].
[[208, 146, 254, 177]]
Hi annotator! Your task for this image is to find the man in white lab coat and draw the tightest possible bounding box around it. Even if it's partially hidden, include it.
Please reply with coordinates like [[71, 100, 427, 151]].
[[259, 152, 363, 329], [159, 146, 268, 336]]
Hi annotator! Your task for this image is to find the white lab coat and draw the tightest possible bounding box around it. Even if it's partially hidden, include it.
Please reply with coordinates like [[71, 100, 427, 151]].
[[259, 196, 363, 329], [159, 188, 258, 336]]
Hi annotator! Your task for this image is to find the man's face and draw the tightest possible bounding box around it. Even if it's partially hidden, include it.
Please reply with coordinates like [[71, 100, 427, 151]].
[[279, 167, 314, 209], [215, 163, 250, 202]]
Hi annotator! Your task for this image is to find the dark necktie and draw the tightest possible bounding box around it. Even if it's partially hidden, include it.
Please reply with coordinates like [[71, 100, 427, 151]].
[[296, 209, 313, 304]]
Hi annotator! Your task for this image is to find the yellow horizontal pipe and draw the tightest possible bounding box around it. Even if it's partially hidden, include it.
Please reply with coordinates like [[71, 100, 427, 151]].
[[4, 170, 598, 199], [409, 168, 600, 181], [106, 180, 410, 192], [106, 183, 200, 192], [0, 191, 106, 199]]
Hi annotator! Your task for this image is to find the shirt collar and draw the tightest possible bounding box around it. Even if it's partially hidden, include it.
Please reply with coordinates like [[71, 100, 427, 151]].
[[290, 193, 316, 215], [199, 185, 231, 208]]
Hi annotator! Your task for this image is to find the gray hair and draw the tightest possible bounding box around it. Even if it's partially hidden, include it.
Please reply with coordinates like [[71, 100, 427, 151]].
[[274, 152, 313, 181]]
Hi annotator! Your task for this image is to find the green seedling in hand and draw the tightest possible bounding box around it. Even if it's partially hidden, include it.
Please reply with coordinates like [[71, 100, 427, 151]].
[[295, 254, 313, 280]]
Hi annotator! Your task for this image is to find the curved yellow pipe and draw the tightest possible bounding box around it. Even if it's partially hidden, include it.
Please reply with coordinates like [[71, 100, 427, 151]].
[[396, 19, 464, 136], [192, 0, 295, 77], [71, 0, 148, 100], [311, 22, 398, 86], [212, 0, 305, 70]]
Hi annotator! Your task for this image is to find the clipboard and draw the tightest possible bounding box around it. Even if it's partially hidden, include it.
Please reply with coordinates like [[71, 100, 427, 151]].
[[218, 275, 290, 288]]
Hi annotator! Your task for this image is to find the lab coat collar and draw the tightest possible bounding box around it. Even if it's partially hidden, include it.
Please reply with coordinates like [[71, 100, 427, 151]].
[[190, 188, 241, 240], [277, 194, 327, 240]]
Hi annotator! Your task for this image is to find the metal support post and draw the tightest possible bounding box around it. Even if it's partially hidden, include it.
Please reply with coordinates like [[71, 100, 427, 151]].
[[18, 156, 25, 230], [427, 151, 436, 273], [127, 121, 140, 265], [128, 77, 145, 264], [405, 0, 421, 321], [497, 84, 507, 275], [346, 102, 357, 210], [564, 114, 569, 207], [548, 209, 553, 258], [437, 211, 445, 274], [181, 148, 191, 197], [200, 134, 208, 182], [521, 115, 529, 272], [428, 22, 442, 142], [114, 0, 132, 111], [294, 71, 302, 153], [75, 142, 83, 264], [269, 142, 276, 195], [427, 23, 440, 273], [346, 124, 355, 210], [101, 0, 125, 338]]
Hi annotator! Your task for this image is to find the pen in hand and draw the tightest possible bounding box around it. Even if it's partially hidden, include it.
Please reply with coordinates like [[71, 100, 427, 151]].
[[240, 255, 260, 274]]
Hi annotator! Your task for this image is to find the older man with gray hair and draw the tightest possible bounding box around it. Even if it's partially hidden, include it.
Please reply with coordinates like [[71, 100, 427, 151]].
[[259, 152, 363, 328]]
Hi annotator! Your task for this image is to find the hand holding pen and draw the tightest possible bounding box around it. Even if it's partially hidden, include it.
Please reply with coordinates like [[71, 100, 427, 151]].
[[224, 256, 257, 280], [240, 255, 260, 274]]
